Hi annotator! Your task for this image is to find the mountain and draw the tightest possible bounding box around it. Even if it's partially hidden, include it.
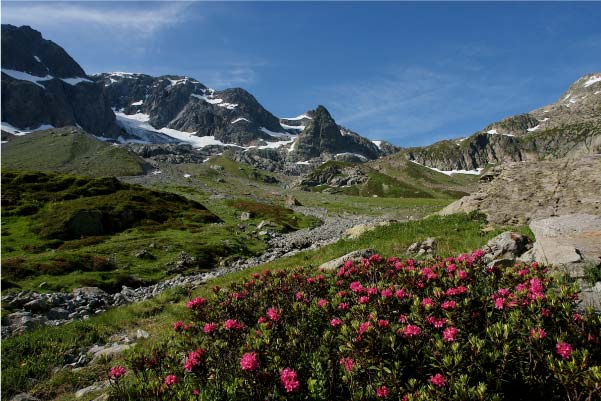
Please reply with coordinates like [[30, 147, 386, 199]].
[[94, 72, 294, 147], [1, 25, 122, 138], [404, 73, 601, 171], [1, 126, 149, 177]]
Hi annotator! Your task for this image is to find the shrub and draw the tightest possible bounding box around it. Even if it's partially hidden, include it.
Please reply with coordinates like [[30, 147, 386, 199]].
[[116, 252, 601, 400]]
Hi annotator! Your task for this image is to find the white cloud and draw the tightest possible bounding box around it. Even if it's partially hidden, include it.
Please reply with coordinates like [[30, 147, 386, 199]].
[[1, 2, 193, 38]]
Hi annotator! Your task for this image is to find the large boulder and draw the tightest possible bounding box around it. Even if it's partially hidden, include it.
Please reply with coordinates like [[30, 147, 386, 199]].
[[319, 249, 376, 272]]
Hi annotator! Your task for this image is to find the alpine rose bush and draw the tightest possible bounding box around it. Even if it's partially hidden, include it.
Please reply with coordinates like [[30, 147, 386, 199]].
[[118, 252, 601, 400]]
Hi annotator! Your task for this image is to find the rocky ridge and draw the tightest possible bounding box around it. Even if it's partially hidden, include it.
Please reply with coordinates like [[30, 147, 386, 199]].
[[1, 25, 122, 138], [404, 73, 601, 171]]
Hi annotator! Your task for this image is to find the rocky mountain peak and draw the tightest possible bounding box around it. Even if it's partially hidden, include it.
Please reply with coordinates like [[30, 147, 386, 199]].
[[1, 24, 86, 78]]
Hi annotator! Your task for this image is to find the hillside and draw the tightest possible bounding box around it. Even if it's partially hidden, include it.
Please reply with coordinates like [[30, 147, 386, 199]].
[[404, 73, 601, 171], [1, 127, 149, 176]]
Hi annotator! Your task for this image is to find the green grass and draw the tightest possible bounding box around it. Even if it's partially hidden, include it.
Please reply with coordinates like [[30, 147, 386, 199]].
[[0, 128, 147, 177], [0, 212, 532, 400]]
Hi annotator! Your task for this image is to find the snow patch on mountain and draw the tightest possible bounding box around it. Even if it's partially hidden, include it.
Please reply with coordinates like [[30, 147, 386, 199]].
[[527, 125, 540, 132], [260, 127, 292, 138], [131, 100, 144, 106], [280, 123, 305, 131], [232, 117, 250, 124], [284, 114, 312, 121], [2, 69, 53, 88], [336, 152, 368, 161], [372, 140, 382, 149], [410, 160, 483, 176], [583, 75, 601, 87], [1, 121, 54, 135]]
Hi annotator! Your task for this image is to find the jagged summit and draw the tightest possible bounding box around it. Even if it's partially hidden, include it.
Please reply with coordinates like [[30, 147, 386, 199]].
[[1, 24, 122, 138]]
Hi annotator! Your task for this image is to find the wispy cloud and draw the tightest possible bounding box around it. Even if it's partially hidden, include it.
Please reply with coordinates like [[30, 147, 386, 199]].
[[1, 1, 193, 38], [318, 65, 537, 145]]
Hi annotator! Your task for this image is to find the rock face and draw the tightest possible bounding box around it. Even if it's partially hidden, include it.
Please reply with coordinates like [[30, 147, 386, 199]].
[[440, 155, 601, 225], [289, 106, 381, 161], [1, 25, 122, 138], [404, 73, 601, 171]]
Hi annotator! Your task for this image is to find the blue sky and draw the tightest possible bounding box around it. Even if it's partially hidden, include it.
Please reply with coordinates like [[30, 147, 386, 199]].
[[2, 1, 600, 146]]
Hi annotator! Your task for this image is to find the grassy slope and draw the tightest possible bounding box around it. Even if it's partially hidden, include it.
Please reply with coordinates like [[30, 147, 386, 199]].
[[1, 212, 531, 400], [0, 128, 148, 177], [302, 159, 478, 199]]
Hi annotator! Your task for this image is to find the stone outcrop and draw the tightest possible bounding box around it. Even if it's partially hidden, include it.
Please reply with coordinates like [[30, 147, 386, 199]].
[[440, 155, 601, 225]]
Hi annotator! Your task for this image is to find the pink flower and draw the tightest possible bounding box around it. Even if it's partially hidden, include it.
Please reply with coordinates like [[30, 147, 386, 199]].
[[573, 313, 584, 323], [381, 288, 393, 298], [350, 281, 365, 293], [401, 324, 421, 338], [457, 270, 468, 280], [395, 289, 407, 299], [266, 307, 280, 322], [376, 385, 389, 398], [494, 298, 505, 310], [443, 327, 458, 342], [367, 287, 379, 296], [317, 299, 329, 308], [184, 349, 205, 371], [430, 373, 446, 387], [441, 300, 457, 310], [192, 389, 200, 396], [358, 321, 372, 335], [203, 322, 217, 334], [338, 302, 349, 310], [339, 357, 354, 372], [186, 297, 207, 310], [377, 319, 389, 328], [330, 318, 343, 328], [369, 254, 383, 263], [224, 319, 244, 331], [164, 374, 178, 386], [358, 296, 370, 304], [109, 366, 126, 380], [556, 342, 573, 359], [421, 298, 434, 308], [257, 316, 267, 324], [240, 352, 259, 371], [280, 368, 300, 392], [173, 321, 184, 331], [530, 328, 547, 339], [446, 263, 457, 273], [295, 291, 304, 301]]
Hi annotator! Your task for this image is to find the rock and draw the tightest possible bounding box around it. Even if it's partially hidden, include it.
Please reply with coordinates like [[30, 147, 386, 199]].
[[319, 249, 376, 271], [23, 299, 49, 313], [285, 195, 302, 207], [256, 220, 270, 230], [90, 344, 132, 363], [487, 259, 516, 269], [10, 394, 40, 401], [75, 381, 110, 399], [407, 237, 436, 255], [135, 249, 155, 260], [528, 214, 601, 274], [165, 251, 196, 274], [73, 287, 109, 298], [135, 329, 149, 339], [440, 156, 601, 225], [481, 232, 529, 261], [46, 307, 70, 320], [240, 211, 252, 221], [92, 394, 110, 401]]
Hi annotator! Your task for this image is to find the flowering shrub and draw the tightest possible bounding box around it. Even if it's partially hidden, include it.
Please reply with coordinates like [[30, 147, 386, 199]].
[[119, 252, 601, 400]]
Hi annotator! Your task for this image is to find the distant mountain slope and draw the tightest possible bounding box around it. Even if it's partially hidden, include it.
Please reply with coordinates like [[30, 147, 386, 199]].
[[1, 25, 122, 138], [404, 73, 601, 171], [1, 127, 148, 176], [94, 72, 293, 147]]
